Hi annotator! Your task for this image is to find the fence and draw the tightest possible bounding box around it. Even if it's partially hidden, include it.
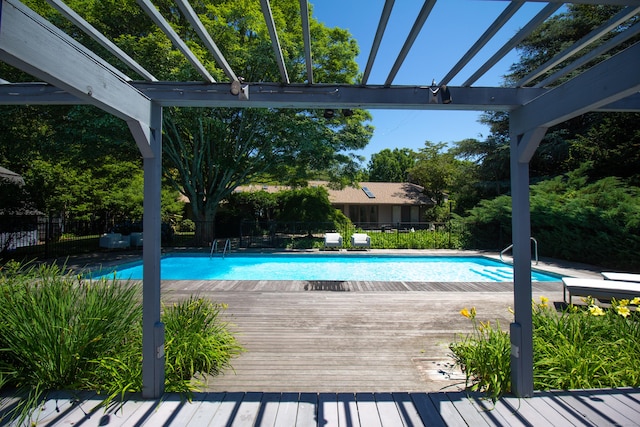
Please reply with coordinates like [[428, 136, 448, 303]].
[[237, 220, 460, 250], [0, 216, 506, 261]]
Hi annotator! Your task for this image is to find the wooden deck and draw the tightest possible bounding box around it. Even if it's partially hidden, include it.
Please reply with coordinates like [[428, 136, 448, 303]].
[[2, 388, 640, 426], [5, 260, 631, 426]]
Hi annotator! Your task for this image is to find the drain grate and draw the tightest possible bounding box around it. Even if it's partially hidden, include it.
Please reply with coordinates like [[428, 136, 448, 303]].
[[304, 281, 350, 291]]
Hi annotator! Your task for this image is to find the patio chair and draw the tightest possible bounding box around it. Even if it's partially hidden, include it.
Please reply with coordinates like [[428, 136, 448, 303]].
[[350, 233, 371, 250], [562, 277, 640, 304], [99, 233, 130, 249], [601, 272, 640, 282], [324, 232, 342, 250]]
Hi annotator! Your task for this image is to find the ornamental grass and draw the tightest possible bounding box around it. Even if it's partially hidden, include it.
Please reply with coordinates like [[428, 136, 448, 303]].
[[0, 260, 243, 424], [450, 295, 640, 401]]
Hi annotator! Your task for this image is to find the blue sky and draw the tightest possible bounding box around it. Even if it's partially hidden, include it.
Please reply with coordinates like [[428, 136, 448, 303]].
[[310, 1, 548, 164]]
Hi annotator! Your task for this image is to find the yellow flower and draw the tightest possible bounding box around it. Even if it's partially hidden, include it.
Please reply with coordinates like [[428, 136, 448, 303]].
[[616, 305, 631, 318], [460, 307, 476, 319], [588, 305, 605, 316], [631, 297, 640, 306], [619, 299, 630, 307], [540, 296, 549, 304], [479, 320, 491, 331]]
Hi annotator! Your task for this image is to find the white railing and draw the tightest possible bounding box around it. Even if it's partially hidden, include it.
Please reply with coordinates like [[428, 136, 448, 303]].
[[210, 238, 231, 258], [222, 238, 231, 258], [500, 237, 538, 265]]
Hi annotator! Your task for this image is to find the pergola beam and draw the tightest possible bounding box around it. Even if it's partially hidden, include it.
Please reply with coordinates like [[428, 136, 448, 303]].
[[0, 0, 153, 156], [260, 0, 290, 84], [45, 0, 157, 82], [174, 0, 237, 82], [299, 0, 313, 84], [517, 6, 640, 87], [384, 0, 436, 86], [462, 3, 561, 87], [130, 83, 549, 110], [441, 1, 524, 86], [136, 0, 215, 83], [510, 41, 640, 136], [362, 0, 394, 85]]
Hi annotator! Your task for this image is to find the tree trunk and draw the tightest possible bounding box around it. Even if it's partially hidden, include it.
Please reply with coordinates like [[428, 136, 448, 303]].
[[193, 204, 218, 247]]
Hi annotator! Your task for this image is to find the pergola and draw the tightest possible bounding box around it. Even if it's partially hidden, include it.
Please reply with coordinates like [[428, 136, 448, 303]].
[[1, 0, 639, 399]]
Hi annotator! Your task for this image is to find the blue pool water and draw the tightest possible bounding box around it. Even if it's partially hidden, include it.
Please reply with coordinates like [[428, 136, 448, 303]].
[[95, 255, 560, 282]]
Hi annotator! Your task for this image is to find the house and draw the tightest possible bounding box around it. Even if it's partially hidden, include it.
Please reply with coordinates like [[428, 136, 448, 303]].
[[0, 166, 39, 251], [240, 181, 435, 228], [310, 181, 435, 228]]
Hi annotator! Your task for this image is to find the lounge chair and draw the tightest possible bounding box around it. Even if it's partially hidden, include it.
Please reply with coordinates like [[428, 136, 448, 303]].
[[324, 232, 342, 250], [562, 277, 640, 304], [99, 233, 130, 249], [350, 233, 371, 249], [601, 272, 640, 282]]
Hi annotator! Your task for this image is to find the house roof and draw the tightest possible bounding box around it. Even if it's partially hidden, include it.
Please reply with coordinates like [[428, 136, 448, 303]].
[[319, 181, 434, 206], [239, 181, 434, 206], [0, 166, 25, 185]]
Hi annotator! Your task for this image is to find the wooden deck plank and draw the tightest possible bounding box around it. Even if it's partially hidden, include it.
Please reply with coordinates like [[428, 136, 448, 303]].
[[2, 390, 640, 426], [527, 392, 594, 426], [139, 393, 195, 427], [585, 388, 640, 421], [355, 393, 382, 427], [553, 391, 626, 426], [253, 392, 281, 427], [608, 388, 640, 415], [208, 392, 245, 427], [42, 394, 109, 426], [423, 392, 470, 427], [272, 392, 299, 427], [392, 392, 425, 426], [374, 392, 405, 426], [410, 392, 446, 427], [442, 392, 492, 427], [230, 392, 262, 427], [21, 390, 97, 427], [464, 393, 514, 426], [512, 395, 580, 427], [294, 392, 317, 427], [336, 393, 360, 427], [184, 392, 225, 427], [120, 398, 164, 427], [499, 394, 562, 426], [317, 393, 339, 427]]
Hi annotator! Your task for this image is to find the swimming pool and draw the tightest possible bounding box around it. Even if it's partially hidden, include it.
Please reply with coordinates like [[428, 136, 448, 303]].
[[96, 254, 561, 282]]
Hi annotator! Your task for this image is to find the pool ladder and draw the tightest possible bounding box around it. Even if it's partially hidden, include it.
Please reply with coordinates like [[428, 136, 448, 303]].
[[500, 237, 538, 265], [210, 239, 231, 258]]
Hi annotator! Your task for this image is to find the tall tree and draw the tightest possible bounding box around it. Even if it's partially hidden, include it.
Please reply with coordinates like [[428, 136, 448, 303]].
[[473, 5, 636, 188], [407, 142, 458, 206], [159, 0, 373, 243], [367, 148, 417, 182]]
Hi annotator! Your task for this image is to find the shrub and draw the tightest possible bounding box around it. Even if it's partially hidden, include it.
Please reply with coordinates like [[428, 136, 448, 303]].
[[0, 262, 141, 391], [162, 297, 244, 392], [450, 296, 640, 401], [449, 307, 511, 401], [0, 261, 243, 423]]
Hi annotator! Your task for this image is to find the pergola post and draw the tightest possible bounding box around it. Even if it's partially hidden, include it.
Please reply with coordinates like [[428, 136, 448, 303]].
[[509, 126, 546, 398], [136, 102, 165, 398]]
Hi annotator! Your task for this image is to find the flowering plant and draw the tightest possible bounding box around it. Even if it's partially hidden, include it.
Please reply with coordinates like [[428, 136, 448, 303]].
[[450, 295, 640, 400]]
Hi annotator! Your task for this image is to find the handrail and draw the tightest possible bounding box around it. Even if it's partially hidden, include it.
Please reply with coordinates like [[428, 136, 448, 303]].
[[500, 237, 538, 265], [222, 238, 231, 258], [210, 240, 218, 258]]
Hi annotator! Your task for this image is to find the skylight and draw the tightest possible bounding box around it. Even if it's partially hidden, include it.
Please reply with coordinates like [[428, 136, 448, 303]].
[[362, 186, 375, 198]]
